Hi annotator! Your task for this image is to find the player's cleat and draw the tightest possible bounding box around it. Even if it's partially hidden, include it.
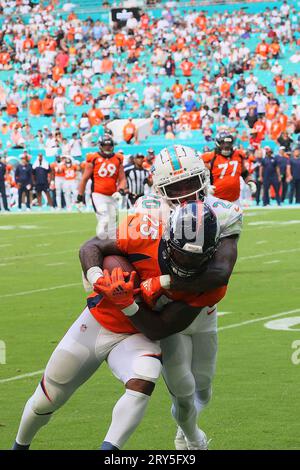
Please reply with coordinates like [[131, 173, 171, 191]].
[[186, 428, 208, 450], [100, 441, 119, 450], [174, 427, 188, 450], [12, 441, 30, 450]]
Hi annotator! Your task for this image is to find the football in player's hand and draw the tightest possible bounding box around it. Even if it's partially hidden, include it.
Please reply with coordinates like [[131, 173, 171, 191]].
[[103, 256, 141, 289]]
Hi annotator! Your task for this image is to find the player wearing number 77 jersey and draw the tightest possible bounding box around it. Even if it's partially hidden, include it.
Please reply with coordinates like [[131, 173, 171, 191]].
[[77, 135, 127, 237], [202, 131, 256, 204]]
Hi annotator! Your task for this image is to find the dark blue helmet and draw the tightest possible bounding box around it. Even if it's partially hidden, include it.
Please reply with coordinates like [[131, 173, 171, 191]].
[[98, 135, 114, 158], [162, 201, 220, 278], [215, 131, 235, 157]]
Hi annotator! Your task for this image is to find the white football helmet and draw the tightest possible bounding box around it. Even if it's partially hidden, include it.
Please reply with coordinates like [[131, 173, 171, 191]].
[[152, 145, 210, 205]]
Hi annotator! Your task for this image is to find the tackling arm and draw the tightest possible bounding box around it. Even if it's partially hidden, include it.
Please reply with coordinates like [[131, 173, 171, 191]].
[[129, 301, 201, 341], [80, 238, 201, 340], [170, 235, 238, 293]]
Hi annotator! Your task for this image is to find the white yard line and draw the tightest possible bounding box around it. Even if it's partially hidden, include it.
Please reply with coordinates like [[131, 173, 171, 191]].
[[218, 309, 300, 331], [46, 262, 67, 267], [0, 370, 44, 384], [0, 282, 81, 299], [263, 260, 280, 265], [239, 247, 300, 261], [0, 228, 93, 241], [1, 308, 299, 385], [1, 249, 75, 262]]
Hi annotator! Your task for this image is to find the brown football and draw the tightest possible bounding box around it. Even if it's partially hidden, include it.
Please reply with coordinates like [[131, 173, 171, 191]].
[[102, 255, 140, 288]]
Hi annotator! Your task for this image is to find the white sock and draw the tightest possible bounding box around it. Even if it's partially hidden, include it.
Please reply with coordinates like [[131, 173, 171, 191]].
[[171, 394, 202, 443], [15, 397, 52, 446], [103, 389, 150, 449]]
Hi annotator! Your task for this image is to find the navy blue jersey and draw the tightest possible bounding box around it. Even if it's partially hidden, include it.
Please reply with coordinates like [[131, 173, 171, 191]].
[[290, 158, 300, 180], [275, 155, 289, 175], [15, 164, 33, 186], [33, 165, 50, 185], [0, 161, 6, 182], [261, 156, 278, 179]]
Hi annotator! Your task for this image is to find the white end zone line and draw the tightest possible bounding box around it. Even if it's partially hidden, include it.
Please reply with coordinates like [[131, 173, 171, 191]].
[[1, 308, 300, 385]]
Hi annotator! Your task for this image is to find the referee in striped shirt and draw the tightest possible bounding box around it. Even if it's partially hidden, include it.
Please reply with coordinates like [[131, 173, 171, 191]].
[[124, 153, 152, 207]]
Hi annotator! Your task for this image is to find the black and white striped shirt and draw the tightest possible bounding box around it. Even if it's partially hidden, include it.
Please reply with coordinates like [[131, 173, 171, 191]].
[[124, 164, 149, 197]]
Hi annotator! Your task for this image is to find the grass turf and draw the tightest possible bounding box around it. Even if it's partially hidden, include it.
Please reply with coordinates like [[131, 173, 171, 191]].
[[0, 208, 300, 450]]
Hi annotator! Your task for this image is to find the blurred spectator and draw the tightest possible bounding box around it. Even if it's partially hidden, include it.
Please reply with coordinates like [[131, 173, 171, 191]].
[[0, 155, 9, 211], [123, 118, 138, 144], [143, 149, 155, 171], [42, 94, 54, 117], [15, 155, 33, 211], [276, 147, 290, 201], [277, 131, 293, 152], [32, 153, 53, 208], [287, 149, 300, 203], [259, 147, 281, 206]]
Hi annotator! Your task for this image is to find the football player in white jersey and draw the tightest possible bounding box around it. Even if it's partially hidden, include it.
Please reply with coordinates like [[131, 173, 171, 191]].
[[133, 145, 243, 449], [78, 145, 242, 450]]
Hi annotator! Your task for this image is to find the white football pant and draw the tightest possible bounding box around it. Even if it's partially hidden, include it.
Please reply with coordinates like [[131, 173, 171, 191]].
[[91, 192, 118, 239], [63, 180, 77, 209], [161, 306, 218, 440], [15, 308, 161, 448], [54, 177, 64, 209]]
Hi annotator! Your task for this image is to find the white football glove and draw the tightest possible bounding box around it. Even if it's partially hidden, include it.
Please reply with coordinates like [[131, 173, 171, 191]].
[[112, 191, 123, 204], [207, 185, 216, 195], [82, 271, 92, 292], [248, 181, 257, 195]]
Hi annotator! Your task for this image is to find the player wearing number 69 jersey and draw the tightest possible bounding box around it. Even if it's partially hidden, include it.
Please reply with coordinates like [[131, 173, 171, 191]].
[[202, 131, 256, 204], [77, 135, 127, 237]]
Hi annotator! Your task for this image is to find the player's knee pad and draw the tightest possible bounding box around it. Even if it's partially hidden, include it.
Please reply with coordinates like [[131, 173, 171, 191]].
[[132, 354, 162, 383], [30, 381, 59, 415], [171, 394, 196, 423], [46, 348, 87, 385], [195, 386, 212, 407], [164, 368, 196, 399]]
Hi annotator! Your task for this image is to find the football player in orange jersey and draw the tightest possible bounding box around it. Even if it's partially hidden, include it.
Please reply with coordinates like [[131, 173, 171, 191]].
[[50, 155, 65, 209], [12, 199, 239, 451], [202, 131, 256, 204], [77, 135, 127, 237], [62, 158, 79, 210]]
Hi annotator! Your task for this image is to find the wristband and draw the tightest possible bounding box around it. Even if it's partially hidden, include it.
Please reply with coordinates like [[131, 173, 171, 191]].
[[121, 301, 139, 317], [86, 266, 104, 285], [160, 275, 171, 289]]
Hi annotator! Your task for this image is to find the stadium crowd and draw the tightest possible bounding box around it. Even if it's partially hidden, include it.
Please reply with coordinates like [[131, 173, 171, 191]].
[[1, 0, 300, 211]]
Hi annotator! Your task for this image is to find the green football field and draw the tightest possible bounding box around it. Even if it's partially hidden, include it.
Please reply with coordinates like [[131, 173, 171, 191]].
[[0, 208, 300, 450]]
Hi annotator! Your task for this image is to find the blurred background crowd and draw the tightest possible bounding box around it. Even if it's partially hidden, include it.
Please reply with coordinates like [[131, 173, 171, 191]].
[[1, 0, 300, 211]]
